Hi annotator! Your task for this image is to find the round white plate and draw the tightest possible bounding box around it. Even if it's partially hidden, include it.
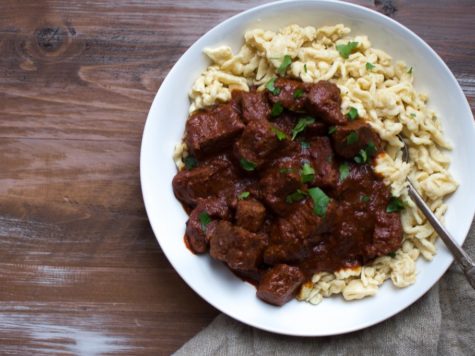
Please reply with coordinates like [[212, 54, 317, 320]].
[[140, 0, 475, 336]]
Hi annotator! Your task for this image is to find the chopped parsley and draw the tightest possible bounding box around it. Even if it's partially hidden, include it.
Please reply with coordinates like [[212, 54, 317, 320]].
[[277, 55, 292, 76], [300, 141, 310, 149], [198, 211, 212, 232], [360, 194, 370, 203], [386, 197, 405, 213], [328, 126, 337, 135], [366, 62, 375, 70], [265, 77, 281, 95], [408, 67, 413, 74], [346, 131, 359, 145], [410, 113, 416, 118], [339, 162, 350, 181], [238, 191, 250, 200], [308, 187, 330, 217], [240, 158, 256, 172], [286, 189, 307, 204], [291, 116, 315, 140], [293, 88, 304, 99], [347, 107, 358, 121], [183, 155, 198, 170], [304, 63, 308, 73], [388, 252, 397, 258], [271, 126, 287, 141], [271, 102, 284, 117], [354, 142, 377, 164], [336, 41, 359, 59], [300, 162, 315, 183]]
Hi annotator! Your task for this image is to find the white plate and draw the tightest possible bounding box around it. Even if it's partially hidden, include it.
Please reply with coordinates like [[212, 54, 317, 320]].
[[140, 0, 475, 335]]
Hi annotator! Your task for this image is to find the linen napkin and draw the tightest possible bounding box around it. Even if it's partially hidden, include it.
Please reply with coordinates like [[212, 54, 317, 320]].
[[174, 218, 475, 356]]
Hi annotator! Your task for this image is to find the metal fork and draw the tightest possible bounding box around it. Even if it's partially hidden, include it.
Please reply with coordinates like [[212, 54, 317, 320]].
[[400, 139, 475, 289]]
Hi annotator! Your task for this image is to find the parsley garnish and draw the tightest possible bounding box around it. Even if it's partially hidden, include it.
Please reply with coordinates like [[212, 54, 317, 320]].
[[410, 113, 416, 118], [354, 142, 377, 164], [361, 194, 370, 203], [198, 212, 212, 232], [346, 131, 359, 145], [183, 155, 198, 170], [291, 117, 315, 140], [408, 67, 413, 74], [336, 41, 359, 59], [301, 162, 315, 183], [328, 126, 337, 135], [388, 252, 397, 258], [238, 191, 250, 200], [266, 77, 281, 95], [277, 55, 292, 76], [271, 126, 287, 141], [293, 88, 304, 99], [286, 189, 307, 204], [240, 158, 256, 171], [347, 107, 358, 121], [366, 62, 375, 70], [308, 187, 330, 217], [339, 162, 350, 181], [386, 197, 405, 213], [301, 141, 310, 149], [304, 64, 308, 73], [271, 102, 284, 117]]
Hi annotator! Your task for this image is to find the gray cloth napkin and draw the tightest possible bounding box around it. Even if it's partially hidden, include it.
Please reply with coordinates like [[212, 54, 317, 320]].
[[174, 218, 475, 356]]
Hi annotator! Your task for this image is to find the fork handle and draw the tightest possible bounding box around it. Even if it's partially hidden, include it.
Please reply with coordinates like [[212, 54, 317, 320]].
[[407, 179, 475, 289]]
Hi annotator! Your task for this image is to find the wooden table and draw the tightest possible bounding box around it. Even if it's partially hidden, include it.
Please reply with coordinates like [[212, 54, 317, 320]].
[[1, 0, 473, 354]]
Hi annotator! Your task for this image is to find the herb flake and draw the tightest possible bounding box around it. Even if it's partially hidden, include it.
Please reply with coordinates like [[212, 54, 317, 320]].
[[238, 191, 250, 200], [408, 67, 413, 74], [346, 131, 359, 145], [308, 187, 331, 217], [286, 189, 307, 204], [347, 107, 358, 121], [183, 155, 198, 170], [271, 126, 287, 140], [271, 102, 284, 117], [198, 211, 212, 232], [386, 197, 405, 213], [240, 158, 256, 172], [300, 141, 310, 149], [366, 62, 375, 70], [301, 162, 315, 183], [361, 194, 370, 203], [293, 88, 304, 99], [328, 126, 337, 135], [277, 55, 292, 76], [336, 41, 359, 59], [265, 77, 281, 95], [339, 162, 350, 181], [291, 117, 315, 140]]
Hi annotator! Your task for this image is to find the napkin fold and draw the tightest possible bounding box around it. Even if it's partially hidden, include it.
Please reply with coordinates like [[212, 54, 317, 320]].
[[175, 219, 475, 356]]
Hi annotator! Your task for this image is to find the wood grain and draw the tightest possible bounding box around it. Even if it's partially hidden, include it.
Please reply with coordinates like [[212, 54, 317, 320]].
[[0, 0, 473, 354]]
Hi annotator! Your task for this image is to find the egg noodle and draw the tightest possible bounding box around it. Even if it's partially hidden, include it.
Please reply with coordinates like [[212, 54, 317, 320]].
[[174, 24, 458, 304]]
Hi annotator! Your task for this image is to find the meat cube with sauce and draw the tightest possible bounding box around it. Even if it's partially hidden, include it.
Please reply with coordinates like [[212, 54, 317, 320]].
[[208, 221, 268, 271], [233, 120, 280, 168], [256, 264, 305, 306], [185, 197, 231, 254], [366, 209, 403, 258], [186, 103, 245, 158], [267, 78, 307, 112], [259, 166, 301, 216], [240, 90, 271, 123], [305, 81, 346, 125], [235, 199, 266, 232], [172, 156, 238, 207], [331, 119, 382, 159], [303, 137, 339, 189]]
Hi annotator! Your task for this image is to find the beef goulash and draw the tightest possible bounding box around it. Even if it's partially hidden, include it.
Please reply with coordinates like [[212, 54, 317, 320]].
[[172, 78, 403, 306]]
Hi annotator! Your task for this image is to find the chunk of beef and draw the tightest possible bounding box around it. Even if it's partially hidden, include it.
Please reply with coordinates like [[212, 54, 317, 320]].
[[186, 103, 245, 158], [268, 78, 307, 112], [240, 90, 271, 123], [185, 197, 231, 254], [235, 198, 266, 232], [233, 120, 280, 168], [366, 209, 403, 258], [305, 81, 346, 125], [303, 121, 327, 137], [303, 137, 339, 189], [256, 264, 305, 306], [272, 112, 298, 137], [172, 156, 238, 207], [208, 221, 268, 271], [331, 119, 382, 159], [259, 166, 301, 216], [263, 199, 334, 264]]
